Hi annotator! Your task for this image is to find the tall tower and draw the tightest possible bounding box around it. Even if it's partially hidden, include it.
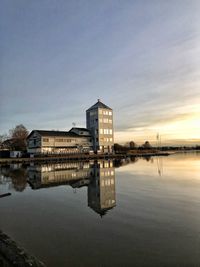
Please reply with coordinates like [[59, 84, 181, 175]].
[[86, 99, 114, 153]]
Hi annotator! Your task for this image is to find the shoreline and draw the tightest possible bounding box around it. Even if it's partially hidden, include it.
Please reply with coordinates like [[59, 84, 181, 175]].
[[0, 152, 170, 164], [0, 230, 45, 267]]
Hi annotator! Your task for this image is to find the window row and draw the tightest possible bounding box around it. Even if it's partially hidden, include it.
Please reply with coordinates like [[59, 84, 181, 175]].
[[101, 170, 114, 177], [89, 110, 97, 116], [43, 138, 77, 143], [55, 138, 76, 142], [101, 178, 115, 186], [99, 110, 112, 116], [100, 129, 113, 134], [99, 161, 113, 168], [99, 118, 112, 123], [100, 137, 113, 142]]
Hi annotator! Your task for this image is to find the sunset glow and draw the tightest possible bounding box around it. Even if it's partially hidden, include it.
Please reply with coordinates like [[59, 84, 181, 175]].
[[0, 1, 200, 145]]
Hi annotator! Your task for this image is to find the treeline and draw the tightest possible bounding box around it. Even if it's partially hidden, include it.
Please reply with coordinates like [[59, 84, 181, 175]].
[[114, 141, 152, 153], [114, 141, 200, 153]]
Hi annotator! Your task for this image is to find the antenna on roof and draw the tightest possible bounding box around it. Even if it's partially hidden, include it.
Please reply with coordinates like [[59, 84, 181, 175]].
[[98, 98, 101, 102], [72, 122, 76, 127]]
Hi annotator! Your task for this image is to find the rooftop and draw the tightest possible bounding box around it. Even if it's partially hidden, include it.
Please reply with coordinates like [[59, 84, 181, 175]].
[[86, 99, 112, 111], [28, 130, 82, 138], [69, 127, 90, 132]]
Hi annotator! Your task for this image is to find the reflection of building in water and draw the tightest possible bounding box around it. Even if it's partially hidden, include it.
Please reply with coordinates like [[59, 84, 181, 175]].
[[88, 161, 116, 217], [28, 161, 93, 189], [27, 160, 116, 217]]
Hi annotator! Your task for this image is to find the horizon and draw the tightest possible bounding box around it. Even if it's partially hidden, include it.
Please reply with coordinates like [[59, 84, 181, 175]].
[[0, 1, 200, 146]]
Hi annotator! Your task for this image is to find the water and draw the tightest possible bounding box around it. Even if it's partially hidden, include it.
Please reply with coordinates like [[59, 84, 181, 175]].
[[0, 153, 200, 267]]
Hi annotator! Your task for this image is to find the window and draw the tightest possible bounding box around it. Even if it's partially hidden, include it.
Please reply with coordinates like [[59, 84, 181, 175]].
[[104, 129, 108, 134], [109, 111, 112, 116], [109, 119, 112, 124], [90, 110, 97, 116], [43, 138, 49, 142], [100, 129, 103, 134], [96, 137, 98, 142], [55, 138, 64, 142]]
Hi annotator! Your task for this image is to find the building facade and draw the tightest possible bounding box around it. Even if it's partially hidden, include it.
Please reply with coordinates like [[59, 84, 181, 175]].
[[86, 99, 114, 153], [27, 159, 116, 217], [27, 100, 114, 154], [27, 129, 92, 154]]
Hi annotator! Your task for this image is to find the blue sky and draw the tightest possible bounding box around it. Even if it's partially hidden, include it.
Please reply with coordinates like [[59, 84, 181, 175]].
[[0, 1, 200, 144]]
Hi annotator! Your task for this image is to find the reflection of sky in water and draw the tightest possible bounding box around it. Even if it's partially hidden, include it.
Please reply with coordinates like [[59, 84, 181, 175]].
[[0, 153, 200, 267], [118, 153, 200, 181]]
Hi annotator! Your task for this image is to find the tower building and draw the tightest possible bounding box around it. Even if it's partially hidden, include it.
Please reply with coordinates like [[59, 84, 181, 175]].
[[86, 99, 114, 153]]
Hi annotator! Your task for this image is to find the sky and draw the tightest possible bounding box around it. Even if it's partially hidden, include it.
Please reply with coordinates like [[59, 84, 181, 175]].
[[0, 0, 200, 145]]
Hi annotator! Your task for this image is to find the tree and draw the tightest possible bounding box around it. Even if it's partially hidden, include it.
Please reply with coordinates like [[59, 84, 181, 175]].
[[129, 141, 136, 149], [0, 134, 8, 148], [142, 141, 152, 149], [9, 124, 29, 151], [114, 143, 129, 153]]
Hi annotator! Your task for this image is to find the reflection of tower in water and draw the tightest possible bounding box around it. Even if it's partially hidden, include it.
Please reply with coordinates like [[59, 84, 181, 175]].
[[88, 161, 116, 217], [27, 160, 116, 216]]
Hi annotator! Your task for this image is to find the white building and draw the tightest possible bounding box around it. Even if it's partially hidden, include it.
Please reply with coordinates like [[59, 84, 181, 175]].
[[27, 100, 114, 154], [86, 99, 114, 153], [27, 129, 92, 154]]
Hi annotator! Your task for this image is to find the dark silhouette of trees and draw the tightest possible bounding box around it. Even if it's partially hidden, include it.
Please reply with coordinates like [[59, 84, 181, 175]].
[[142, 141, 152, 149], [129, 141, 136, 149], [0, 134, 8, 148], [9, 124, 29, 151], [114, 143, 129, 153]]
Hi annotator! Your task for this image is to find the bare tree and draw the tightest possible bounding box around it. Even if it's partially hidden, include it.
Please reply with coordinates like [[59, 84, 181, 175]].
[[9, 124, 29, 151], [0, 134, 9, 148]]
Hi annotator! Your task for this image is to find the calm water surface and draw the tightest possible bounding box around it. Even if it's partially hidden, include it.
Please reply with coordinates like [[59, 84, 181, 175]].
[[0, 153, 200, 267]]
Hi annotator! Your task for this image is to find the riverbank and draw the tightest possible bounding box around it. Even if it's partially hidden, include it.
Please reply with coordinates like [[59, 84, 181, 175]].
[[0, 152, 170, 164], [0, 231, 45, 267]]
